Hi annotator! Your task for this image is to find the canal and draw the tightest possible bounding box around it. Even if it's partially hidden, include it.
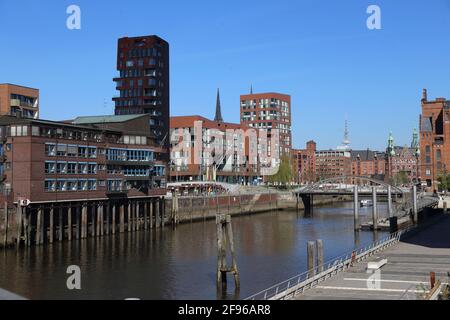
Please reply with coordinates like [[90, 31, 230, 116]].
[[0, 201, 389, 299]]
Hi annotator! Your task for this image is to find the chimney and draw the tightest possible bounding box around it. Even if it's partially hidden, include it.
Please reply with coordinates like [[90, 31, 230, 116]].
[[422, 88, 427, 101]]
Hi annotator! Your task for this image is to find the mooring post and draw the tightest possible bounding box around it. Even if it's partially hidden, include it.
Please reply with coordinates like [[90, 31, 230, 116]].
[[412, 185, 418, 224], [444, 201, 448, 214], [307, 241, 315, 278], [316, 239, 324, 273], [372, 187, 378, 230], [226, 215, 240, 290], [353, 186, 360, 230]]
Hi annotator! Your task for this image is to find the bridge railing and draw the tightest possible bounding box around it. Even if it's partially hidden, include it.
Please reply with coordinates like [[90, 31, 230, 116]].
[[245, 230, 405, 300]]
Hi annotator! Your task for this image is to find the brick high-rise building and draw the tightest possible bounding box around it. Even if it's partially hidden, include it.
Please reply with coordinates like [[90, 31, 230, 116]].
[[419, 89, 449, 189], [240, 92, 291, 155], [0, 83, 39, 119], [112, 35, 169, 149], [293, 141, 317, 184]]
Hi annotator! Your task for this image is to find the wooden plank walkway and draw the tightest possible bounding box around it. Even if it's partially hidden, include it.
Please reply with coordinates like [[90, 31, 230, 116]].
[[294, 215, 450, 300]]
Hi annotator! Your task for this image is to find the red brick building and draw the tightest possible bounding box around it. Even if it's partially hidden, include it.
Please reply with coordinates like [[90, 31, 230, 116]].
[[170, 115, 261, 184], [351, 149, 385, 180], [240, 92, 292, 156], [419, 89, 450, 189], [0, 114, 166, 205], [0, 83, 39, 119], [292, 141, 317, 184]]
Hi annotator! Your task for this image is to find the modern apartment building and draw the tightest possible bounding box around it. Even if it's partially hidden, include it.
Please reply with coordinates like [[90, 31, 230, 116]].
[[112, 35, 169, 149], [240, 92, 291, 155], [0, 114, 166, 205], [170, 115, 261, 184], [0, 83, 39, 119], [419, 89, 450, 189]]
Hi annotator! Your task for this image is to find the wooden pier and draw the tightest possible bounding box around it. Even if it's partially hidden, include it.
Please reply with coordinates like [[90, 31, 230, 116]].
[[7, 197, 166, 247]]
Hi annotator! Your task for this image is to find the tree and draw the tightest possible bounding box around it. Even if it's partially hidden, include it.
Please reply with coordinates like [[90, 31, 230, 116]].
[[267, 155, 292, 186]]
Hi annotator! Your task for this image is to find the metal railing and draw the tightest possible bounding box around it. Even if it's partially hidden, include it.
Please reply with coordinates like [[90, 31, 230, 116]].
[[245, 230, 406, 300]]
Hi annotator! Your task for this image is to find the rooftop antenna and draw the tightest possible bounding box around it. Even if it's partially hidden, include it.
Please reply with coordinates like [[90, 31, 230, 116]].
[[342, 117, 350, 149], [250, 84, 253, 94]]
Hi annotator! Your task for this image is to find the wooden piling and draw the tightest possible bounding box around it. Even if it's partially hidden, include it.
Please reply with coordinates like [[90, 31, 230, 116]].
[[155, 199, 160, 228], [96, 203, 101, 237], [36, 208, 42, 245], [372, 187, 378, 230], [3, 202, 8, 248], [119, 204, 125, 233], [160, 198, 165, 228], [136, 202, 140, 231], [58, 207, 63, 241], [316, 239, 324, 273], [149, 200, 153, 229], [81, 204, 87, 239], [105, 203, 110, 236], [112, 204, 116, 235], [16, 205, 23, 248], [127, 202, 131, 232], [144, 202, 148, 230], [307, 241, 315, 278], [444, 201, 448, 214], [49, 207, 54, 243], [216, 214, 240, 293], [67, 207, 72, 241], [91, 205, 96, 237], [76, 205, 80, 240]]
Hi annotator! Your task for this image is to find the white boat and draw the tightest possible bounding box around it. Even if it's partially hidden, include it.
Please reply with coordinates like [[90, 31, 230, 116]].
[[360, 200, 373, 207]]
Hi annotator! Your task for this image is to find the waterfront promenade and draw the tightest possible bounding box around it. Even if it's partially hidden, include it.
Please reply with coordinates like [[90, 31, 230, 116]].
[[295, 214, 450, 300]]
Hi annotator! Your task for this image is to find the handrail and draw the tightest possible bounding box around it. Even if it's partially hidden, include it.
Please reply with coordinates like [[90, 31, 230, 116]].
[[245, 229, 408, 300]]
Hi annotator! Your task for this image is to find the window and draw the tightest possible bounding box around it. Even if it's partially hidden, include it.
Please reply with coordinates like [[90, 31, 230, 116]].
[[78, 163, 88, 174], [436, 149, 441, 161], [44, 179, 56, 192], [78, 146, 87, 158], [45, 161, 56, 174], [87, 147, 97, 158], [78, 179, 88, 191], [66, 180, 77, 191], [56, 144, 67, 156], [88, 163, 97, 174], [56, 180, 67, 191], [67, 162, 77, 174], [87, 179, 97, 191], [45, 143, 56, 156], [67, 145, 78, 157], [425, 145, 431, 154], [32, 126, 40, 136], [56, 162, 67, 174]]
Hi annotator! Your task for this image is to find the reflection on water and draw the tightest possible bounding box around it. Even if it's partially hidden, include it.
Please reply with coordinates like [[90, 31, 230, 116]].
[[0, 201, 388, 299]]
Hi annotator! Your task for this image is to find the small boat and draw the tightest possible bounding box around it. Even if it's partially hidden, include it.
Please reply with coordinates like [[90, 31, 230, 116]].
[[360, 200, 373, 207]]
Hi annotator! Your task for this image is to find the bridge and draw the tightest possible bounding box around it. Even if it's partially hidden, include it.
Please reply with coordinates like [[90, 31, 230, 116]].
[[292, 176, 439, 231]]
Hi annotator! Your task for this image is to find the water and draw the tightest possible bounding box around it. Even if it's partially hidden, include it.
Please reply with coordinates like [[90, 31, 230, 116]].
[[0, 201, 388, 300]]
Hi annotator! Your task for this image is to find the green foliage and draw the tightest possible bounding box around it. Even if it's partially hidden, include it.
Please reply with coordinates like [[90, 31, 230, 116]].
[[392, 171, 408, 186], [437, 172, 450, 192], [268, 155, 292, 186]]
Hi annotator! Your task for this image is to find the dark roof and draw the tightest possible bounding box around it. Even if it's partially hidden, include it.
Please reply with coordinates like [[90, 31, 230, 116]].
[[351, 150, 384, 161]]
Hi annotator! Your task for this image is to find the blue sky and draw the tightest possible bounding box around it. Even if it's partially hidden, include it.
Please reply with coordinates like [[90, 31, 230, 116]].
[[1, 0, 449, 150]]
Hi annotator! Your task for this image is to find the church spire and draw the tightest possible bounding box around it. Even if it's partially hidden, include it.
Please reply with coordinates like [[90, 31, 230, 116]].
[[214, 88, 224, 122]]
